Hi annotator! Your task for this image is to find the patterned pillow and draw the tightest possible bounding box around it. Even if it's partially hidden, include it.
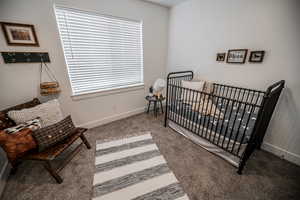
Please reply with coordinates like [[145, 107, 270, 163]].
[[4, 118, 42, 134], [8, 99, 63, 128], [32, 116, 76, 152], [0, 129, 37, 165]]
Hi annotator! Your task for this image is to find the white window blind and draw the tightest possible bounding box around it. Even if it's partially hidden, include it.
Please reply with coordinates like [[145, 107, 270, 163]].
[[55, 6, 144, 96]]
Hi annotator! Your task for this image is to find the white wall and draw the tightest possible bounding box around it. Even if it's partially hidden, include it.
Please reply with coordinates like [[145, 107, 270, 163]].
[[0, 0, 169, 127], [0, 0, 169, 190], [168, 0, 300, 165]]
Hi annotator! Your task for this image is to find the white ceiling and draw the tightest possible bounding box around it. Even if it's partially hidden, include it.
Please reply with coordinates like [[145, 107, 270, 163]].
[[142, 0, 187, 7]]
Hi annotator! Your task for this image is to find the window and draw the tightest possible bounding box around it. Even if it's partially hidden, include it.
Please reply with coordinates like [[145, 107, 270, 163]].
[[55, 7, 144, 96]]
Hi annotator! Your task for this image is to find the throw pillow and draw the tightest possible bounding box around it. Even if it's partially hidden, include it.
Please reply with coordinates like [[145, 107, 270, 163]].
[[8, 99, 63, 128], [0, 98, 41, 130], [32, 116, 76, 152], [4, 118, 42, 134], [181, 80, 205, 103], [182, 80, 205, 91], [0, 129, 37, 164]]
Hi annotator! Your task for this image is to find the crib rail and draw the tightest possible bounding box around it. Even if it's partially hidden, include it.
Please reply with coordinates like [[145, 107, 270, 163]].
[[166, 84, 260, 157], [212, 83, 265, 106]]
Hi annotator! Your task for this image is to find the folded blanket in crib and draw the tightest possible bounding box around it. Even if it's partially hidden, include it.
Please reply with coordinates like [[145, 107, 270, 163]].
[[190, 96, 224, 119]]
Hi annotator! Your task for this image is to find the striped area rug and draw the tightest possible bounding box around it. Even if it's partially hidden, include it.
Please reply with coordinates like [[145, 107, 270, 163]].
[[92, 132, 189, 200]]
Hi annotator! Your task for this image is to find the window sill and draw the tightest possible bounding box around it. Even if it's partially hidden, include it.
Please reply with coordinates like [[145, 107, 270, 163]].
[[71, 83, 145, 101]]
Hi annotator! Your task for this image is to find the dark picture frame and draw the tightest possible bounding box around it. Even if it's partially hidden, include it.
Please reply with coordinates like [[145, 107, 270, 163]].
[[1, 22, 39, 46], [216, 53, 226, 61], [227, 49, 248, 64], [249, 51, 265, 63]]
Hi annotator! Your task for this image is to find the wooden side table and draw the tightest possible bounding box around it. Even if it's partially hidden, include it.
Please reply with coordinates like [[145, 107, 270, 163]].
[[145, 95, 165, 117]]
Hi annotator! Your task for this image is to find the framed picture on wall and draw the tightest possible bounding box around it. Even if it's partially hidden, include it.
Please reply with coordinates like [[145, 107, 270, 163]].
[[216, 53, 226, 61], [227, 49, 248, 64], [249, 51, 265, 63], [1, 22, 39, 46]]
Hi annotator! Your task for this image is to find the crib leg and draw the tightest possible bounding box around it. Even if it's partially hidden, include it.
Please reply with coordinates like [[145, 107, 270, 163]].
[[237, 162, 245, 175], [147, 101, 151, 113], [237, 155, 248, 175], [237, 142, 257, 175]]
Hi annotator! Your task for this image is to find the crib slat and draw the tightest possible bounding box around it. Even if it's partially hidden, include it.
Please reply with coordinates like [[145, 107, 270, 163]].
[[182, 87, 189, 128], [200, 94, 210, 138], [190, 91, 196, 133], [184, 88, 191, 129], [170, 79, 175, 121], [208, 95, 220, 142], [226, 101, 242, 151], [173, 84, 178, 123], [221, 99, 235, 148], [204, 94, 215, 139], [194, 91, 203, 135], [236, 104, 255, 156], [179, 87, 185, 127], [213, 97, 225, 144], [231, 102, 248, 153], [188, 89, 195, 130], [216, 98, 230, 145]]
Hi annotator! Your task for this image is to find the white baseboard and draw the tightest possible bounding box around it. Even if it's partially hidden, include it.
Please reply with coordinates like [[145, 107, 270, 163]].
[[78, 106, 146, 129], [0, 161, 10, 197], [262, 142, 300, 166]]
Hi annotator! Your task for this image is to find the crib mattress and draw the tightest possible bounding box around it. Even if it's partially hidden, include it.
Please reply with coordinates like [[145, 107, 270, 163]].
[[168, 121, 242, 166], [169, 101, 258, 144]]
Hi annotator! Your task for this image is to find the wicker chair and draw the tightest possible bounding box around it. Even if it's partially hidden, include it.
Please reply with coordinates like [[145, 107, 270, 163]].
[[0, 98, 91, 184]]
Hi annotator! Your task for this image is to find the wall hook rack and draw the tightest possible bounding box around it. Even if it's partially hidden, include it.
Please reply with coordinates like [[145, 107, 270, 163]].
[[1, 52, 50, 63]]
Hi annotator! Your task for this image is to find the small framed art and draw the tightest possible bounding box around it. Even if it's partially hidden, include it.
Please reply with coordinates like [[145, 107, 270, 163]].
[[1, 22, 39, 46], [249, 51, 265, 63], [216, 53, 226, 62], [227, 49, 248, 64]]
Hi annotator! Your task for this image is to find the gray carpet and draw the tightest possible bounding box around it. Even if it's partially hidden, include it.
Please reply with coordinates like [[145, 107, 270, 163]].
[[1, 113, 300, 200]]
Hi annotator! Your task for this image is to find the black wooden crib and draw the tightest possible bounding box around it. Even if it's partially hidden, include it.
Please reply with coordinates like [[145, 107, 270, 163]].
[[164, 71, 285, 174]]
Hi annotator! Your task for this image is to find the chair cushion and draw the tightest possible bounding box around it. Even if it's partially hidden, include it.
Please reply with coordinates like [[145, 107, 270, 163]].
[[4, 118, 42, 134], [32, 116, 76, 152], [0, 98, 40, 130], [0, 129, 37, 164], [8, 99, 63, 128]]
